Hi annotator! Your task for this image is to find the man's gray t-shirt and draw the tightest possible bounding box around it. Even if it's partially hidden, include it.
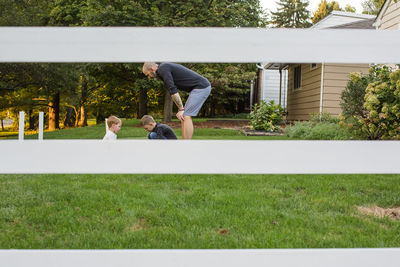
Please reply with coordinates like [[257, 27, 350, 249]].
[[156, 63, 210, 95]]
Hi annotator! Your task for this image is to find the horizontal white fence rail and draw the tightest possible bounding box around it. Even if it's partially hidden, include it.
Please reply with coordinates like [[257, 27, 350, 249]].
[[1, 140, 399, 174], [1, 27, 399, 266], [0, 27, 399, 63], [1, 249, 400, 267]]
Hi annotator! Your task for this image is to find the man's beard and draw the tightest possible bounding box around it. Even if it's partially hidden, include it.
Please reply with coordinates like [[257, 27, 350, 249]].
[[149, 71, 158, 79]]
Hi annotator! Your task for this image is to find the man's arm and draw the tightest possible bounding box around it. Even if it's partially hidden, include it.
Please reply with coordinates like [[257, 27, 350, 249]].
[[171, 93, 185, 121], [171, 93, 184, 110]]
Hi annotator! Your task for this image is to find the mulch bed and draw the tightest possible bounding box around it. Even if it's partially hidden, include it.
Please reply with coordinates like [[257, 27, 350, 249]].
[[158, 119, 250, 129], [134, 119, 284, 136]]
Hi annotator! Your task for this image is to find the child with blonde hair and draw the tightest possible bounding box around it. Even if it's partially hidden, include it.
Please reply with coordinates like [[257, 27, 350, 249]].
[[103, 115, 122, 140]]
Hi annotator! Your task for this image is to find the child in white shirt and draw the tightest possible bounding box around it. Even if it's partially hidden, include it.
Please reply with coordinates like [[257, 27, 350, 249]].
[[103, 115, 122, 140]]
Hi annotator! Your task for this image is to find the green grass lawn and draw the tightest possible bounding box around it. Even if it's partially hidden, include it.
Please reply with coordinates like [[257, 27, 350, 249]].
[[1, 120, 398, 248], [0, 118, 289, 140], [0, 174, 399, 248]]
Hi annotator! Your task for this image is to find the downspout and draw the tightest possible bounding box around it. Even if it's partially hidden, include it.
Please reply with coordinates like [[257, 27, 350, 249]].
[[250, 80, 254, 110], [279, 68, 282, 107], [256, 64, 264, 105], [319, 63, 325, 118]]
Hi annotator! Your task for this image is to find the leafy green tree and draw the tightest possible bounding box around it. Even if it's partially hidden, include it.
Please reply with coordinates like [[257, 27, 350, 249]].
[[344, 4, 356, 13], [0, 63, 78, 130], [362, 0, 385, 15], [0, 0, 51, 26], [187, 64, 256, 117], [271, 0, 311, 28], [2, 0, 267, 126]]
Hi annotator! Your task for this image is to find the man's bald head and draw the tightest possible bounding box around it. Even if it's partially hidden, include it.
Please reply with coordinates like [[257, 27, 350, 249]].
[[142, 62, 158, 79]]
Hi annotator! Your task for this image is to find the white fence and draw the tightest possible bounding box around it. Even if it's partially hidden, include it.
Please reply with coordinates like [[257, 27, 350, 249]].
[[0, 27, 400, 63], [1, 140, 400, 174], [0, 27, 399, 267], [2, 249, 400, 267]]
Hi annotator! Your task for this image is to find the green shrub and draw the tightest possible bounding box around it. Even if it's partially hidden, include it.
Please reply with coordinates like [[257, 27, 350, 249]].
[[249, 100, 283, 131], [285, 121, 352, 140], [310, 111, 340, 124], [340, 66, 400, 140], [340, 72, 370, 117], [285, 112, 352, 140]]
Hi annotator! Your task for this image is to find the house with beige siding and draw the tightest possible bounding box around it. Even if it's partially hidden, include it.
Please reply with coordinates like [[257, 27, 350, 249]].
[[264, 11, 375, 121], [374, 0, 400, 30], [374, 0, 400, 71]]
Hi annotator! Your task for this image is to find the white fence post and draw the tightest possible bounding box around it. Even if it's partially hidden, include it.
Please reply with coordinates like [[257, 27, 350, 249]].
[[18, 111, 25, 141], [38, 112, 44, 140]]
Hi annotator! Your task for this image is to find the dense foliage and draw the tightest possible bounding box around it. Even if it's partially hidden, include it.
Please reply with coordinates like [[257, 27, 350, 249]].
[[0, 0, 266, 129], [250, 100, 284, 131], [340, 66, 400, 140], [270, 0, 311, 28], [285, 112, 353, 140]]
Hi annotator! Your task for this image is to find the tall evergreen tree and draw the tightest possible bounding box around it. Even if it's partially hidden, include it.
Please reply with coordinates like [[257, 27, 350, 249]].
[[271, 0, 311, 28]]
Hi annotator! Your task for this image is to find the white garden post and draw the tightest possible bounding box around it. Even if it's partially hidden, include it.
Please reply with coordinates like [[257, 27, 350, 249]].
[[18, 111, 25, 141], [38, 112, 44, 140]]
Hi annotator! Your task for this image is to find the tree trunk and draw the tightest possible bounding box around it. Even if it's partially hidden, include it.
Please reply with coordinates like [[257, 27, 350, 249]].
[[95, 111, 105, 124], [1, 119, 4, 131], [64, 106, 74, 127], [138, 87, 148, 119], [163, 93, 173, 122], [28, 108, 35, 130], [201, 103, 207, 117], [48, 98, 56, 131], [54, 92, 60, 129], [78, 105, 87, 127], [48, 92, 60, 130], [75, 111, 79, 127], [78, 79, 88, 127], [210, 101, 216, 117]]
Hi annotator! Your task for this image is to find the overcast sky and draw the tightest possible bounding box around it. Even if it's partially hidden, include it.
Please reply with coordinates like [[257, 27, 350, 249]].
[[260, 0, 366, 14]]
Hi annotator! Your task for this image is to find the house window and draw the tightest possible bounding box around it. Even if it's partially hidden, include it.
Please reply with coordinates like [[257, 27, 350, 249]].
[[294, 66, 301, 90], [310, 63, 317, 70]]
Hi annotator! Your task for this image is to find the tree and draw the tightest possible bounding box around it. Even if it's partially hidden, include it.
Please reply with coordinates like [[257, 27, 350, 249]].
[[362, 0, 386, 15], [0, 63, 78, 130], [0, 0, 51, 26], [271, 0, 312, 28], [312, 0, 342, 24], [344, 4, 356, 13], [2, 0, 267, 125], [361, 0, 398, 15], [188, 64, 256, 117]]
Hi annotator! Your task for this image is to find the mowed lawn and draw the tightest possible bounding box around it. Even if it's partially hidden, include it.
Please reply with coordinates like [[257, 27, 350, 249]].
[[0, 118, 289, 140], [0, 174, 399, 248], [1, 120, 399, 248]]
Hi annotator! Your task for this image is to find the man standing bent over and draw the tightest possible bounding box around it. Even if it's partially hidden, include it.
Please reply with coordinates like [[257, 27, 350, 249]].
[[142, 62, 211, 139]]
